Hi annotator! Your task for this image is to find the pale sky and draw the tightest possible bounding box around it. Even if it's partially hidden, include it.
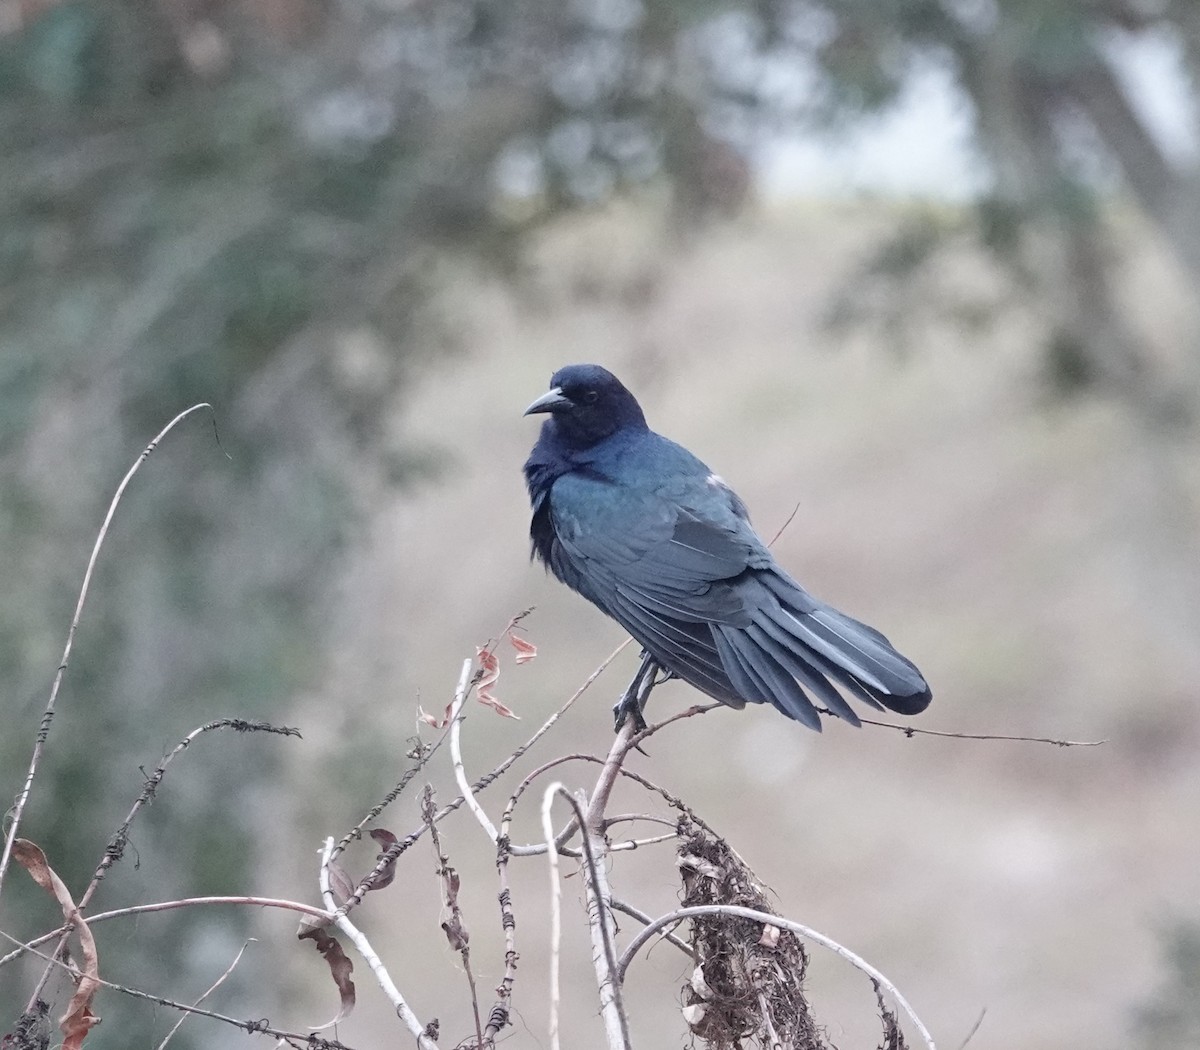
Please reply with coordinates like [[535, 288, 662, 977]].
[[756, 28, 1197, 199]]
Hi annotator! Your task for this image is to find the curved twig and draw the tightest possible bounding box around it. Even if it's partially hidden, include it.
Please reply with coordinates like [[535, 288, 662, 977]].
[[0, 928, 353, 1049], [616, 904, 936, 1050], [0, 403, 216, 897], [450, 658, 498, 841], [155, 938, 255, 1050], [0, 895, 332, 969], [609, 898, 692, 959]]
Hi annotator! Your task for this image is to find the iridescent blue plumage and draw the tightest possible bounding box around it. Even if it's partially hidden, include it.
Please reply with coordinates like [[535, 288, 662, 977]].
[[523, 364, 931, 730]]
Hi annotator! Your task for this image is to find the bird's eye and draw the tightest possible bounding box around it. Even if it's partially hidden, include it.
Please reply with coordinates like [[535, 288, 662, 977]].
[[582, 390, 599, 405]]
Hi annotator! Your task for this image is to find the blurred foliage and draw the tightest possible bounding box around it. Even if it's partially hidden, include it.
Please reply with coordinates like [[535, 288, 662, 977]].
[[1134, 920, 1200, 1049], [801, 1, 1200, 420], [0, 0, 753, 1043], [3, 0, 1200, 1044]]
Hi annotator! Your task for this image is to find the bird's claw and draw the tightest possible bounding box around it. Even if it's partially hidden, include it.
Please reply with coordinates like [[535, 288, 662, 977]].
[[612, 693, 649, 735]]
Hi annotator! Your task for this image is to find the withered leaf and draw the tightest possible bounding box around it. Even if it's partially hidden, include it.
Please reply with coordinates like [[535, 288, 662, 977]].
[[368, 828, 399, 890], [444, 866, 460, 907], [441, 918, 469, 952], [417, 703, 452, 729], [298, 925, 355, 1029], [475, 647, 519, 719], [758, 923, 781, 949], [12, 840, 101, 1050], [510, 633, 537, 664]]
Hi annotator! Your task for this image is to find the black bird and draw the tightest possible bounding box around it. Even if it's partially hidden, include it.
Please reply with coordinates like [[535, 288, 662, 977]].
[[523, 363, 932, 732]]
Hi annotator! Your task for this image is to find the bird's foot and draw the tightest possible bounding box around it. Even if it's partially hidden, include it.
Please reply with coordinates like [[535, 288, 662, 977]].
[[612, 692, 649, 734]]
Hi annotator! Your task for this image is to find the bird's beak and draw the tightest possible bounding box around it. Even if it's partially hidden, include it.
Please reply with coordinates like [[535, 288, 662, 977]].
[[523, 387, 572, 416]]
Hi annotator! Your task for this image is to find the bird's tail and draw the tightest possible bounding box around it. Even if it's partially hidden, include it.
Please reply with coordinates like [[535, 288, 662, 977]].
[[759, 572, 932, 720]]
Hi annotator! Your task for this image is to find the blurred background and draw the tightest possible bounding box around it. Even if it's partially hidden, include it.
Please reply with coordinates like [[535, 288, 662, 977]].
[[2, 1, 1200, 1048]]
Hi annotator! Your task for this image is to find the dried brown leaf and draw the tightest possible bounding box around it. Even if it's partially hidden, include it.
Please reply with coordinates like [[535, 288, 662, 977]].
[[417, 702, 452, 729], [368, 828, 399, 890], [475, 647, 519, 719], [298, 925, 356, 1029], [12, 840, 101, 1050], [510, 633, 538, 664], [441, 918, 469, 952]]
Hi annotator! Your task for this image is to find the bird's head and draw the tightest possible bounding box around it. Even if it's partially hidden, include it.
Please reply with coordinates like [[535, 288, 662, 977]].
[[523, 364, 648, 449]]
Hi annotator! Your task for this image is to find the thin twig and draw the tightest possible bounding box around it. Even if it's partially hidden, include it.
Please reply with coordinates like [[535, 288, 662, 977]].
[[609, 899, 692, 959], [332, 740, 436, 860], [955, 1006, 987, 1050], [508, 831, 677, 858], [421, 786, 484, 1050], [92, 719, 300, 900], [0, 895, 332, 969], [604, 814, 679, 831], [541, 782, 633, 1050], [500, 751, 721, 855], [0, 403, 215, 897], [155, 939, 256, 1050], [485, 831, 518, 1042], [758, 990, 785, 1050], [541, 784, 566, 1050], [335, 641, 628, 917], [615, 904, 936, 1050], [768, 498, 803, 547], [833, 710, 1106, 747], [450, 658, 498, 841], [0, 930, 354, 1049], [319, 838, 438, 1049], [22, 718, 300, 1010]]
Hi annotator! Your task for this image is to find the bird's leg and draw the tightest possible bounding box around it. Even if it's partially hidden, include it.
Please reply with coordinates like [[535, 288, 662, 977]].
[[612, 650, 659, 733]]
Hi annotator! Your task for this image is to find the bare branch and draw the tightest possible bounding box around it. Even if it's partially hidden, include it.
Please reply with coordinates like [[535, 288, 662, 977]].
[[616, 904, 936, 1050], [421, 786, 484, 1050], [0, 403, 216, 897], [831, 711, 1106, 747], [541, 783, 566, 1050], [542, 782, 632, 1050], [0, 895, 331, 969], [450, 657, 498, 841], [609, 898, 692, 959], [319, 838, 439, 1049], [22, 717, 300, 1010], [335, 640, 629, 916], [768, 499, 803, 547], [0, 930, 356, 1049], [154, 939, 256, 1050]]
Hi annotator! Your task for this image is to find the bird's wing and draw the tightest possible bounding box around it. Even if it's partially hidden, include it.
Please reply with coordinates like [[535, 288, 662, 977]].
[[549, 469, 767, 624], [544, 463, 776, 708]]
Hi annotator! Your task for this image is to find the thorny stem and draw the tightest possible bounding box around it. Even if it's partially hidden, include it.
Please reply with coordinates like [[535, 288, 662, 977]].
[[334, 641, 629, 918], [0, 929, 354, 1050], [21, 718, 300, 1011], [422, 786, 485, 1050], [153, 939, 255, 1050]]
